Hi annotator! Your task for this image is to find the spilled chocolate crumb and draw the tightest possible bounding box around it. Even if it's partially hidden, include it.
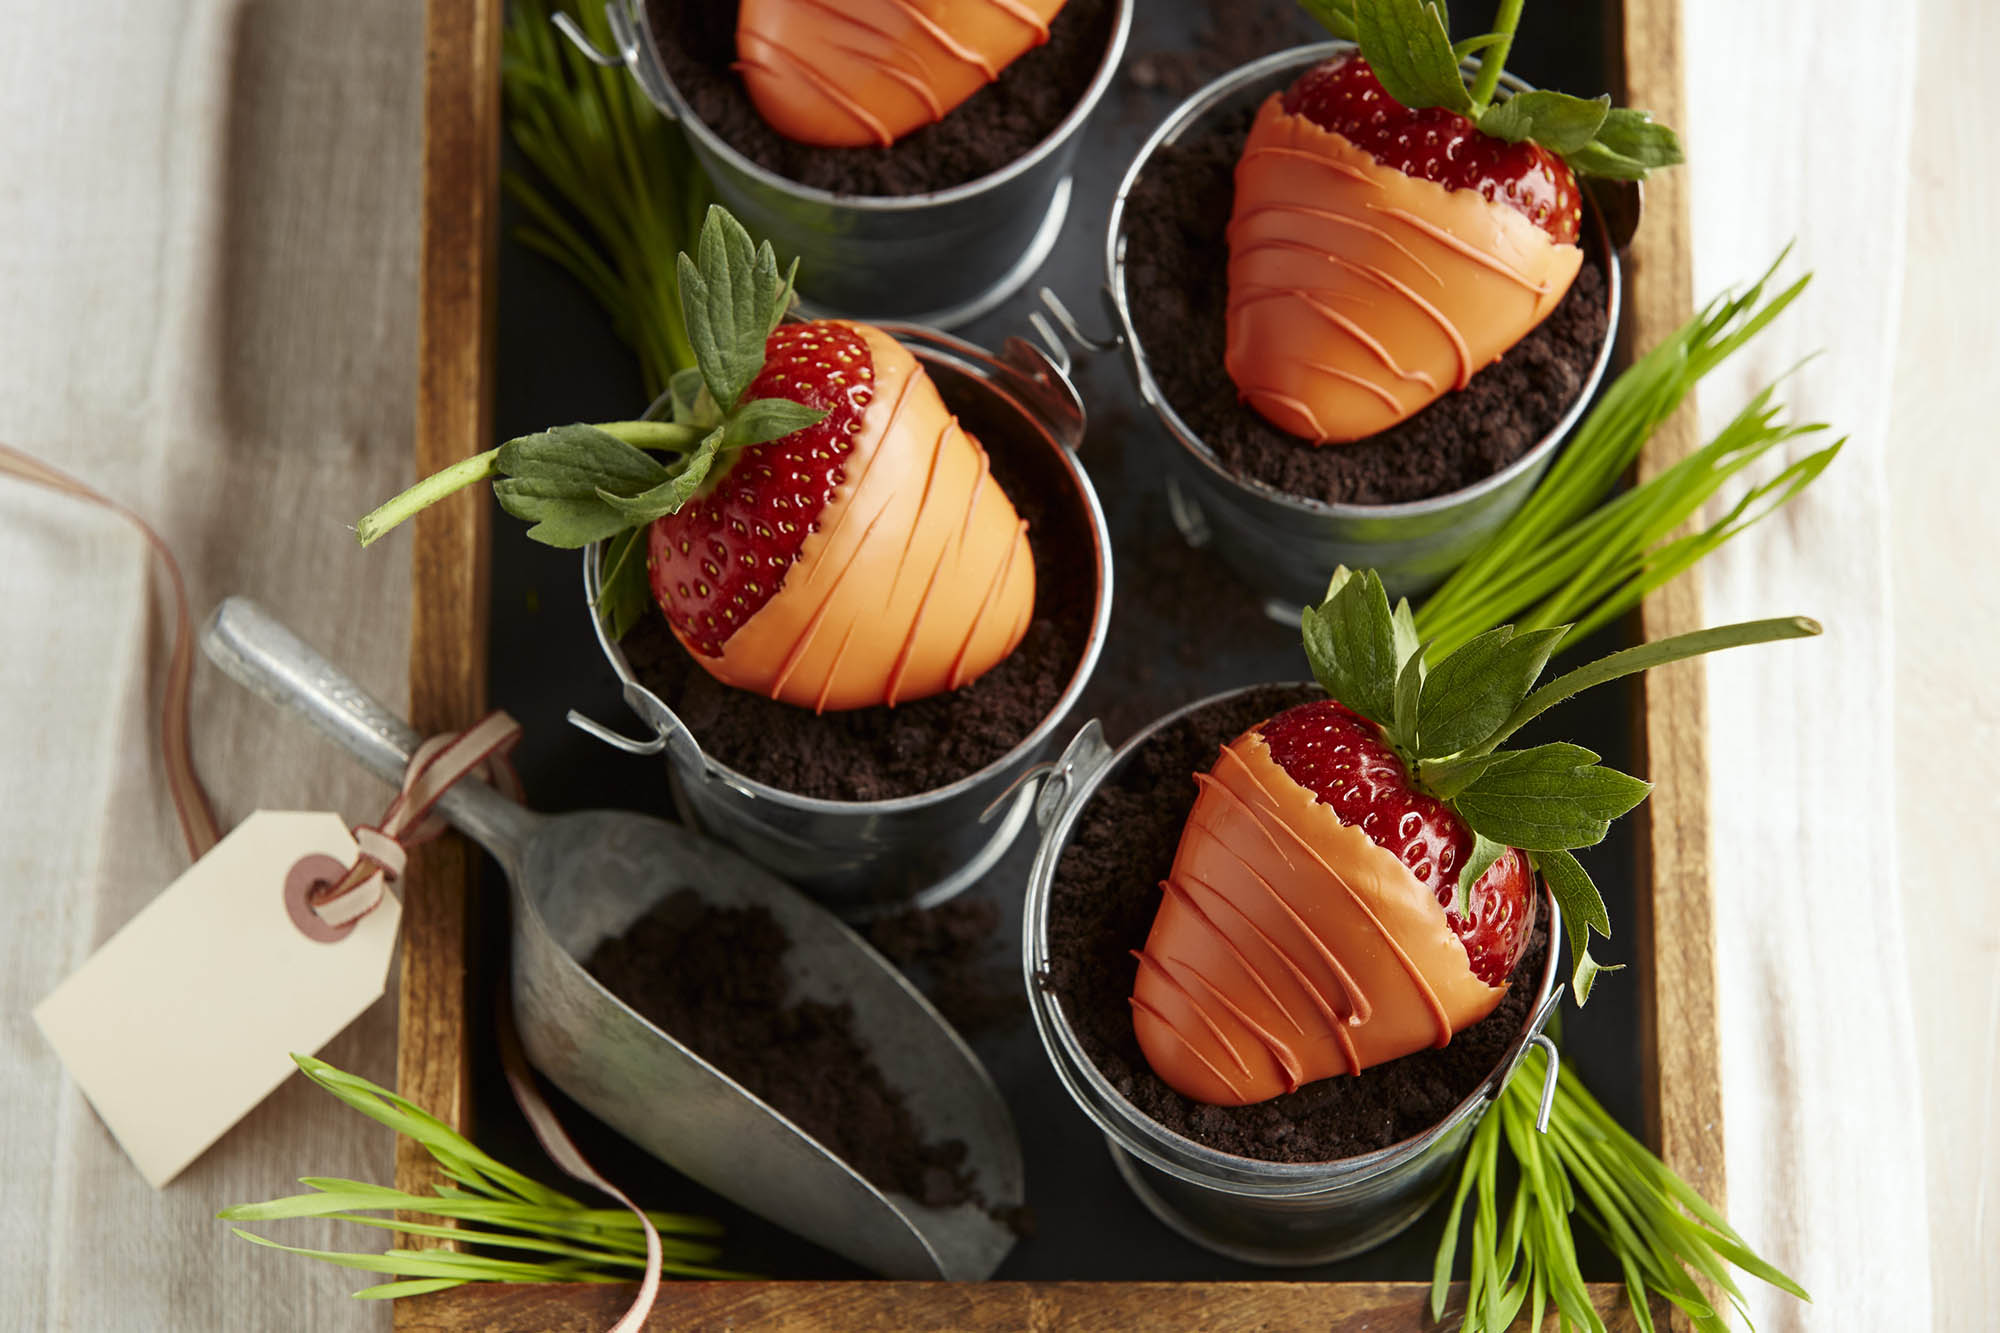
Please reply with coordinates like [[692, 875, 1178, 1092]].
[[646, 0, 1118, 198], [1042, 684, 1550, 1163], [1124, 0, 1324, 105], [867, 898, 1025, 1037], [1121, 108, 1611, 506]]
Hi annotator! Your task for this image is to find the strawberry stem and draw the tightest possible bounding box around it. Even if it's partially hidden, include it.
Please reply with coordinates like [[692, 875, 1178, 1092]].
[[355, 448, 499, 547], [595, 420, 710, 454], [1467, 0, 1525, 114]]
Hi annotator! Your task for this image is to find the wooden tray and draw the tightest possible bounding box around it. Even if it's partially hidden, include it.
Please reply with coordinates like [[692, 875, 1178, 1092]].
[[395, 0, 1708, 1327]]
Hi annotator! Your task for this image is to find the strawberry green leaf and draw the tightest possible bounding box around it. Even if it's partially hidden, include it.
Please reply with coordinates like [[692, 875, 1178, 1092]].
[[722, 397, 827, 450], [1455, 831, 1509, 917], [1298, 0, 1360, 42], [594, 426, 727, 523], [1356, 0, 1473, 115], [1393, 650, 1426, 754], [1416, 749, 1504, 800], [1391, 594, 1423, 673], [1415, 624, 1566, 759], [594, 528, 654, 642], [1452, 743, 1650, 850], [670, 366, 715, 428], [679, 206, 790, 412], [1594, 107, 1683, 165], [489, 424, 673, 547], [1303, 567, 1401, 731], [1567, 109, 1684, 179], [1531, 848, 1618, 1002], [1478, 90, 1610, 155]]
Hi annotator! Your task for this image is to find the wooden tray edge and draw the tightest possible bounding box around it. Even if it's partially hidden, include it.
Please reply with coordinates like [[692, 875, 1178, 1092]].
[[396, 0, 1712, 1326], [397, 1280, 1659, 1331], [395, 0, 502, 1240]]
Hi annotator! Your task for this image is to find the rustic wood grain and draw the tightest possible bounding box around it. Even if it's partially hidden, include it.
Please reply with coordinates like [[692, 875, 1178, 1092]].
[[1612, 3, 1727, 1325], [399, 1281, 1651, 1332], [395, 0, 503, 1251]]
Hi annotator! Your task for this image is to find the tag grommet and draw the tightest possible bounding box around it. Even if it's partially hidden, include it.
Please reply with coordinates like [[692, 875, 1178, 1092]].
[[285, 854, 360, 943]]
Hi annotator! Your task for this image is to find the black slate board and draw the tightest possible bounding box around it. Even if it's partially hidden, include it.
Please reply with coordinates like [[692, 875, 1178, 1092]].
[[469, 0, 1641, 1283]]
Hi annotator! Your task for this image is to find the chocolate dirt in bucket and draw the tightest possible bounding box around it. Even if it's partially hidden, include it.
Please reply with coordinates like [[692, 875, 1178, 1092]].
[[1043, 683, 1549, 1163], [648, 0, 1120, 198], [1121, 109, 1610, 507], [618, 364, 1097, 803]]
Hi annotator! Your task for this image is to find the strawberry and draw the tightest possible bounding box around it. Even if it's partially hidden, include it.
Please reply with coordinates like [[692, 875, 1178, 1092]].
[[648, 322, 875, 657], [1130, 568, 1816, 1107], [357, 207, 1036, 714], [1281, 54, 1582, 244], [1259, 698, 1533, 986], [1222, 0, 1681, 444], [736, 0, 1068, 149]]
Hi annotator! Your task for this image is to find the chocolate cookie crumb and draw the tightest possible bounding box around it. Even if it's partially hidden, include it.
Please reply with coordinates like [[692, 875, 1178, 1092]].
[[588, 890, 981, 1208]]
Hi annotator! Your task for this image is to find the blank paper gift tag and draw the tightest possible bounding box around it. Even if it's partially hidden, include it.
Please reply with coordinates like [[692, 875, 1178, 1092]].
[[34, 810, 400, 1187]]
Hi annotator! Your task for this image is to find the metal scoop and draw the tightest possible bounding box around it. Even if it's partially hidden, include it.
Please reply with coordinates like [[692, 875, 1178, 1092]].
[[202, 596, 1025, 1281]]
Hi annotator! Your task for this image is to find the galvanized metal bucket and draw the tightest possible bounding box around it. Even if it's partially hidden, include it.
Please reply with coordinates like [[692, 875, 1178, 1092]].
[[559, 0, 1134, 328], [1088, 41, 1621, 614], [573, 324, 1113, 919], [1023, 687, 1563, 1265]]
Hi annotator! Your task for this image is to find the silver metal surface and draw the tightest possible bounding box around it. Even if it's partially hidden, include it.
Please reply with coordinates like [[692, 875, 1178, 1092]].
[[1100, 42, 1624, 606], [573, 326, 1113, 918], [1023, 684, 1564, 1265], [566, 0, 1133, 328], [202, 597, 1025, 1280]]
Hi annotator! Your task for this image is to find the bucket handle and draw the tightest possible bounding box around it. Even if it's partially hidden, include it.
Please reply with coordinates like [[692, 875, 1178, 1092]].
[[1526, 1033, 1561, 1134], [552, 5, 675, 122], [1031, 288, 1124, 378], [1492, 985, 1566, 1133], [877, 320, 1089, 455]]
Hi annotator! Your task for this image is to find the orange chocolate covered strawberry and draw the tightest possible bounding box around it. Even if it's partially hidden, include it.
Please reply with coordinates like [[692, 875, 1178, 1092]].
[[736, 0, 1068, 148], [1225, 1, 1681, 444], [648, 318, 1033, 711], [356, 207, 1036, 713], [1132, 569, 1817, 1106]]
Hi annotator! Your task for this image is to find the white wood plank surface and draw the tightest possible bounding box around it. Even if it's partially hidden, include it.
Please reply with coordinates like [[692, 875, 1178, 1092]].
[[0, 2, 417, 1329]]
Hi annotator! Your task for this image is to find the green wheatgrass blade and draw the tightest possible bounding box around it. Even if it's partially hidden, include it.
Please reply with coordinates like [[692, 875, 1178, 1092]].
[[226, 1057, 739, 1299], [1434, 1045, 1807, 1331], [1414, 255, 1820, 661], [502, 0, 711, 395]]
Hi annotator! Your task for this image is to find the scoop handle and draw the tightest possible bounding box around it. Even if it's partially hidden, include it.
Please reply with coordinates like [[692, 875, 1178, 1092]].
[[201, 595, 532, 859]]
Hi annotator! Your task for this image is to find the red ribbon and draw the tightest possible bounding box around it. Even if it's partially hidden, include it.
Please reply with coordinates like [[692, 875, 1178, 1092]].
[[306, 710, 524, 928], [0, 442, 221, 860]]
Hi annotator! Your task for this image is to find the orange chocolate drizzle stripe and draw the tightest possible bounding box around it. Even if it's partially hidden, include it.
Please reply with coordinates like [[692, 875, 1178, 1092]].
[[736, 0, 1066, 148], [1223, 94, 1582, 445], [687, 323, 1036, 713], [1131, 727, 1505, 1108]]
